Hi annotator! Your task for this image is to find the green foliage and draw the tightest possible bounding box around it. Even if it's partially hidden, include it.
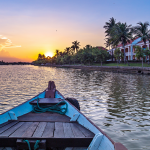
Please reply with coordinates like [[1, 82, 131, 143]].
[[134, 45, 146, 67], [33, 41, 110, 65], [104, 17, 116, 37], [144, 48, 150, 57], [133, 22, 150, 46], [134, 46, 144, 59], [104, 18, 133, 63], [82, 50, 94, 65], [114, 48, 123, 61], [92, 48, 110, 66]]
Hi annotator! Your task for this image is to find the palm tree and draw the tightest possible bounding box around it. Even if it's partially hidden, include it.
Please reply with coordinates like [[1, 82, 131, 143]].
[[64, 47, 71, 55], [104, 17, 116, 36], [38, 54, 42, 60], [85, 45, 92, 50], [104, 17, 116, 61], [71, 40, 80, 53], [42, 54, 45, 60], [105, 35, 120, 62], [133, 22, 150, 48], [55, 49, 59, 58], [71, 45, 75, 55], [110, 22, 133, 63]]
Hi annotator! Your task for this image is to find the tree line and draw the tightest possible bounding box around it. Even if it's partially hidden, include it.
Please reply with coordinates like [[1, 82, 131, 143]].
[[104, 17, 150, 66], [33, 18, 150, 67], [33, 41, 111, 66]]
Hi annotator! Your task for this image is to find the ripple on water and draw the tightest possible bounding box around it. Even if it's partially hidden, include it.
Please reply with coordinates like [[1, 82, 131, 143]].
[[0, 66, 150, 150]]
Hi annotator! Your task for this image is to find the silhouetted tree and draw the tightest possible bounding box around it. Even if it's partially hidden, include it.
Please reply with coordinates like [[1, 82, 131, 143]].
[[72, 40, 80, 53]]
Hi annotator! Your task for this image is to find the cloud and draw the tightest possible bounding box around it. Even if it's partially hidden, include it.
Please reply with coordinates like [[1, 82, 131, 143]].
[[0, 36, 21, 50]]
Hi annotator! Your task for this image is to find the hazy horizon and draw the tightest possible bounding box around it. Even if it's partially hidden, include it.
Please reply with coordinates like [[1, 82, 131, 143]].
[[1, 0, 150, 62]]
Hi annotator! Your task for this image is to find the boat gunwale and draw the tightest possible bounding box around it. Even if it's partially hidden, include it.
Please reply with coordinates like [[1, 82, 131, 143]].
[[0, 89, 46, 116], [0, 88, 115, 146], [56, 90, 115, 145]]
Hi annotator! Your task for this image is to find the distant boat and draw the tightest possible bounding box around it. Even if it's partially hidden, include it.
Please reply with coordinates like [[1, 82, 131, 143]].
[[0, 81, 127, 150]]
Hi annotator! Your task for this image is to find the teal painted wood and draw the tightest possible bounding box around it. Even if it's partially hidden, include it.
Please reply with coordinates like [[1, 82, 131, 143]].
[[98, 135, 114, 150], [0, 90, 115, 150], [0, 91, 46, 124], [55, 91, 115, 150], [55, 91, 100, 134], [55, 91, 114, 150], [88, 133, 103, 150]]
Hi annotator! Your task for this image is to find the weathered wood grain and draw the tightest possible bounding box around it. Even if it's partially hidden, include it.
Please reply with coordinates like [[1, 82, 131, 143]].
[[42, 122, 54, 137], [70, 123, 85, 138], [0, 122, 24, 137], [18, 112, 70, 122], [0, 121, 18, 134], [32, 122, 47, 137], [54, 122, 64, 138], [75, 123, 94, 137], [9, 122, 32, 137], [30, 98, 63, 105], [22, 122, 39, 137], [63, 123, 74, 138], [0, 121, 13, 128]]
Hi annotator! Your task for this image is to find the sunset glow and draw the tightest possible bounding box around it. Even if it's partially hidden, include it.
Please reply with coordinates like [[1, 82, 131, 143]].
[[0, 0, 149, 62], [45, 52, 53, 58]]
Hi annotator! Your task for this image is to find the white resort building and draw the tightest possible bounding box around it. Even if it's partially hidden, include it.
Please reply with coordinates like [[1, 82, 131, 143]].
[[108, 37, 150, 61]]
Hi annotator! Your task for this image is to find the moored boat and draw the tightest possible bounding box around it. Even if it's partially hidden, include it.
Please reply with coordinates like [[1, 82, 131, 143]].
[[0, 81, 127, 150]]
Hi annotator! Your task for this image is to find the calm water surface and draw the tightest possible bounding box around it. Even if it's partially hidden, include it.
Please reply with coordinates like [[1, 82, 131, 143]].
[[0, 65, 150, 150]]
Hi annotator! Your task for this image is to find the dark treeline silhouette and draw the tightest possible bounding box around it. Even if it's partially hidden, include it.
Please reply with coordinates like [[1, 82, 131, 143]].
[[0, 60, 31, 65], [33, 40, 111, 66]]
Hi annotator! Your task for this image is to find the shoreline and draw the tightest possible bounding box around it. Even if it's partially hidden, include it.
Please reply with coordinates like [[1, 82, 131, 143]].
[[38, 64, 150, 75]]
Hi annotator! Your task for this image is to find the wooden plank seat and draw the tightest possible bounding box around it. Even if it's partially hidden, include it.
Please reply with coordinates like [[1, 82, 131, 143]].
[[18, 112, 71, 122], [29, 98, 63, 105], [0, 121, 94, 148]]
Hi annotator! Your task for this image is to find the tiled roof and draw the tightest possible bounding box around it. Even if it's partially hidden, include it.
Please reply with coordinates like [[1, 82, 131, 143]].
[[117, 37, 139, 47]]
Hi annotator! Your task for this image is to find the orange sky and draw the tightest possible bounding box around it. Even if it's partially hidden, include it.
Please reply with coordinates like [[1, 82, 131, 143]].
[[0, 22, 105, 62], [0, 0, 150, 62], [0, 4, 105, 62]]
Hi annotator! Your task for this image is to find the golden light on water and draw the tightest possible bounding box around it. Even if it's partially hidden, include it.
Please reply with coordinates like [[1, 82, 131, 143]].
[[45, 51, 53, 57]]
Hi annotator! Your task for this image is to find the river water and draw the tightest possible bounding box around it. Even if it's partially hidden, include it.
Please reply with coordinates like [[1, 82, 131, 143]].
[[0, 65, 150, 150]]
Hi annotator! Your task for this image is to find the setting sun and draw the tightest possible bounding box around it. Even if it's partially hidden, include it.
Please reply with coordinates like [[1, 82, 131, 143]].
[[45, 52, 53, 57]]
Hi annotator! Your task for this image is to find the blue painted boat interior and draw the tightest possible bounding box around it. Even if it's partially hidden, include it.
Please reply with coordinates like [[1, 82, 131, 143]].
[[0, 90, 115, 150]]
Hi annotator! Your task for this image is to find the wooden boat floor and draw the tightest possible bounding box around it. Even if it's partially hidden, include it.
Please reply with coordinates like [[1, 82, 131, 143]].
[[0, 112, 95, 147]]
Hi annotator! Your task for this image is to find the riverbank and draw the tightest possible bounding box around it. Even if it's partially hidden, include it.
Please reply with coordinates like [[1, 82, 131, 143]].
[[0, 61, 31, 65], [42, 64, 150, 75]]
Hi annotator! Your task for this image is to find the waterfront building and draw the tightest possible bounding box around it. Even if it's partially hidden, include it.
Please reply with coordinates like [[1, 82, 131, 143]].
[[96, 46, 108, 50], [107, 37, 150, 61]]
